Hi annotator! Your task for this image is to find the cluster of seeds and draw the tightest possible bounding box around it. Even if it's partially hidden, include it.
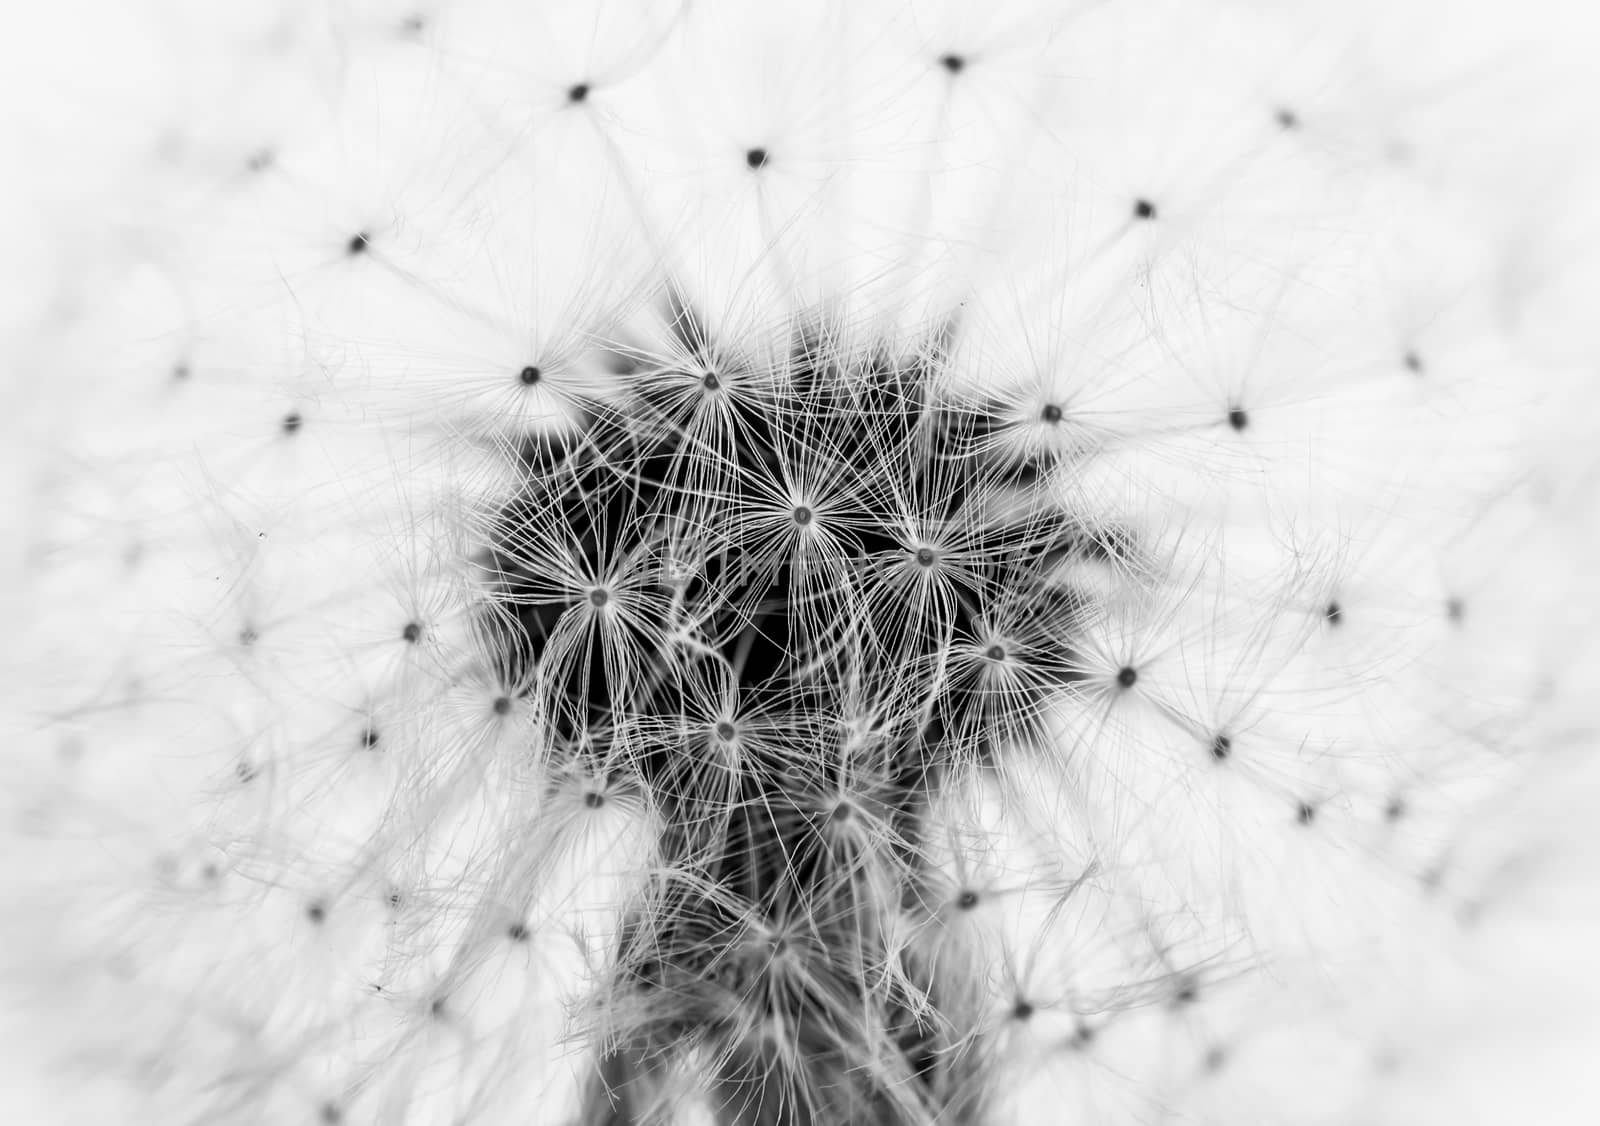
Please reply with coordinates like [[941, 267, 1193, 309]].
[[8, 3, 1597, 1124], [477, 296, 1123, 1123]]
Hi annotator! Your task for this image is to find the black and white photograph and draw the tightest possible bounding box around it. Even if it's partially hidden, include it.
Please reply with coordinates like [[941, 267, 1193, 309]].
[[2, 2, 1598, 1123]]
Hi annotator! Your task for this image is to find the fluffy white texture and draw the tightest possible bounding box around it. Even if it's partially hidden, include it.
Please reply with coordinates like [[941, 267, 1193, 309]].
[[3, 1, 1598, 1124]]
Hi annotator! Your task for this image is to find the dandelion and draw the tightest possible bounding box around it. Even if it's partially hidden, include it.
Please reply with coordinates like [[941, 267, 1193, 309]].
[[4, 1, 1599, 1125]]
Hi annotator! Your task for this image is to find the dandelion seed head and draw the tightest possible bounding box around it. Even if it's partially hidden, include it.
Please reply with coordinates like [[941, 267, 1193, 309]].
[[17, 4, 1596, 1125], [476, 290, 1117, 1119]]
